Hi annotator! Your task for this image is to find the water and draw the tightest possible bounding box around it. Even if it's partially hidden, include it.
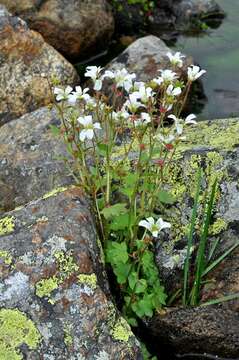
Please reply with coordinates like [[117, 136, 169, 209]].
[[172, 0, 239, 120], [76, 1, 239, 121]]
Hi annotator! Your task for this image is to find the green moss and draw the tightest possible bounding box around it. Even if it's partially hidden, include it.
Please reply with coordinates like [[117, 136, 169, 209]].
[[77, 273, 97, 290], [209, 218, 228, 235], [0, 250, 12, 265], [35, 276, 58, 298], [0, 309, 41, 360], [0, 216, 15, 236]]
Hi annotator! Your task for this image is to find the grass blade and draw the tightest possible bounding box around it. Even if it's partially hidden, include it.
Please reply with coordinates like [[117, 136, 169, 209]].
[[183, 168, 202, 306], [208, 237, 220, 262], [203, 240, 239, 277], [200, 293, 239, 307], [190, 178, 218, 306]]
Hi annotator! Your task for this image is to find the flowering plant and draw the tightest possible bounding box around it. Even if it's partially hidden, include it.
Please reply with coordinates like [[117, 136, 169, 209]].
[[53, 53, 206, 325]]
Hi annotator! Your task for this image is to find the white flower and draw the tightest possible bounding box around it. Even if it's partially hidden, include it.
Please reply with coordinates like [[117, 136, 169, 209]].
[[85, 66, 103, 91], [104, 68, 136, 92], [68, 86, 90, 104], [167, 52, 185, 68], [157, 134, 175, 144], [152, 77, 163, 86], [124, 93, 145, 113], [133, 85, 155, 104], [54, 86, 73, 101], [168, 114, 197, 136], [159, 69, 178, 83], [112, 110, 130, 123], [130, 81, 145, 92], [166, 84, 182, 97], [139, 217, 171, 237], [85, 97, 97, 111], [134, 112, 151, 127], [77, 115, 101, 141], [187, 65, 206, 81]]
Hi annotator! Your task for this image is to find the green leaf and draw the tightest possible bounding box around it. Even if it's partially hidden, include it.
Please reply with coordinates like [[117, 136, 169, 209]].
[[152, 285, 167, 307], [114, 262, 131, 284], [106, 241, 129, 265], [132, 294, 154, 318], [97, 143, 108, 156], [127, 317, 138, 327], [50, 124, 60, 136], [128, 272, 137, 290], [109, 213, 130, 231], [101, 203, 127, 220], [135, 279, 147, 294], [157, 190, 175, 204]]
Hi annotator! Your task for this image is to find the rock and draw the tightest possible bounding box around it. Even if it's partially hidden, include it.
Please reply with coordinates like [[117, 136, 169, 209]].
[[146, 117, 239, 358], [173, 0, 225, 24], [0, 107, 72, 212], [0, 0, 114, 60], [0, 5, 79, 125], [106, 35, 192, 83], [0, 187, 142, 359]]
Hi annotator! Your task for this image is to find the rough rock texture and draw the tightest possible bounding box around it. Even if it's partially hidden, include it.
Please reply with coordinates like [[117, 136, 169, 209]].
[[0, 107, 72, 213], [106, 35, 192, 83], [0, 5, 79, 125], [111, 0, 224, 36], [148, 118, 239, 358], [0, 0, 114, 60], [0, 187, 142, 359], [173, 0, 225, 24]]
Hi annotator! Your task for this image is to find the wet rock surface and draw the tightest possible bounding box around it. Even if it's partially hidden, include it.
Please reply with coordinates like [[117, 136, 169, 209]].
[[0, 0, 115, 60], [0, 107, 72, 213], [0, 5, 79, 126], [0, 187, 141, 359]]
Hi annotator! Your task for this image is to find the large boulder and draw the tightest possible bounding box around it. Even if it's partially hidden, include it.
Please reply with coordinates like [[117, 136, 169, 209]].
[[0, 0, 115, 60], [0, 5, 79, 125], [146, 118, 239, 358], [0, 187, 142, 359], [106, 35, 192, 83], [0, 107, 72, 213]]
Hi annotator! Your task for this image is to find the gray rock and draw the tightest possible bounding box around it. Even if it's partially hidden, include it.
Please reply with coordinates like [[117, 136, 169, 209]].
[[0, 5, 79, 125], [0, 187, 142, 359], [0, 0, 115, 60], [0, 107, 73, 213], [106, 35, 192, 83]]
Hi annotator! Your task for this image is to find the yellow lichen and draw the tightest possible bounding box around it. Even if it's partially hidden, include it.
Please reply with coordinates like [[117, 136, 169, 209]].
[[0, 216, 15, 236], [35, 276, 58, 298], [209, 218, 228, 235], [54, 251, 79, 280], [42, 186, 68, 200], [0, 309, 41, 360], [110, 317, 132, 342], [77, 273, 97, 290], [64, 325, 73, 348], [0, 250, 12, 265]]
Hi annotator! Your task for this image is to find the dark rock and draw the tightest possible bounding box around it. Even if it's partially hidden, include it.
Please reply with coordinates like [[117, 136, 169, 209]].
[[0, 0, 115, 60], [0, 5, 79, 125], [0, 187, 142, 359]]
